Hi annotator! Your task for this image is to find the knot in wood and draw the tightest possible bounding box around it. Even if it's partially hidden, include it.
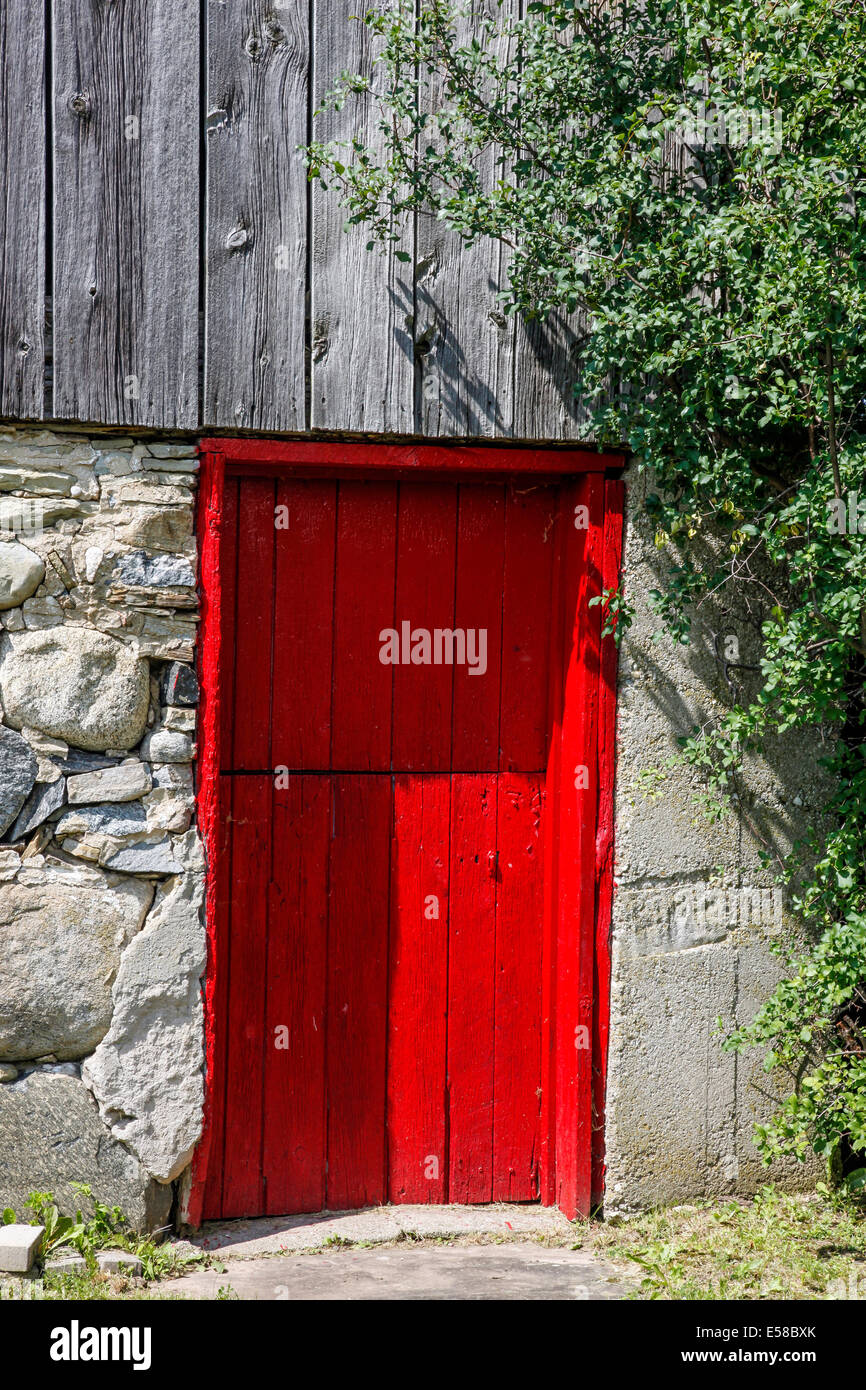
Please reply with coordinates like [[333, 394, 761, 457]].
[[244, 33, 263, 60], [68, 91, 91, 118], [226, 224, 251, 252], [263, 18, 287, 45]]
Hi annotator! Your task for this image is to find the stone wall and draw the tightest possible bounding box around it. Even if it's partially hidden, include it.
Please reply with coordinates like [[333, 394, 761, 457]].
[[603, 465, 829, 1211], [0, 427, 203, 1231]]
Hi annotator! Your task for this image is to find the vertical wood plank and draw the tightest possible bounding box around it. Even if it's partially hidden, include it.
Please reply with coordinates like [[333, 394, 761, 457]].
[[414, 1, 516, 437], [310, 0, 413, 431], [447, 774, 497, 1203], [0, 3, 45, 419], [387, 774, 450, 1203], [217, 478, 239, 772], [492, 774, 544, 1201], [591, 477, 625, 1207], [197, 453, 232, 1223], [512, 314, 595, 441], [499, 484, 556, 772], [554, 472, 604, 1218], [201, 480, 234, 1217], [232, 477, 276, 770], [263, 777, 330, 1214], [205, 0, 308, 430], [218, 475, 276, 1215], [271, 479, 337, 769], [391, 482, 457, 771], [220, 775, 272, 1217], [52, 0, 199, 426], [326, 774, 391, 1209], [538, 480, 566, 1207], [330, 481, 398, 771], [451, 484, 505, 772]]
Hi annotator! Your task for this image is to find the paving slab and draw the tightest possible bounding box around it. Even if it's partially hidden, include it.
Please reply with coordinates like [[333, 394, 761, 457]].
[[0, 1224, 43, 1273], [181, 1204, 574, 1260], [166, 1242, 630, 1301]]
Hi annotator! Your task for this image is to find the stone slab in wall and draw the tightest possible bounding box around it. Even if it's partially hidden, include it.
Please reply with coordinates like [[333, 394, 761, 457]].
[[83, 864, 206, 1183], [0, 1071, 172, 1232], [0, 865, 153, 1062], [0, 627, 151, 752]]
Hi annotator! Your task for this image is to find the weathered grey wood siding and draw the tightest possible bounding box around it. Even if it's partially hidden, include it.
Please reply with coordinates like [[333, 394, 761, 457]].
[[0, 2, 588, 439], [0, 2, 46, 420], [52, 0, 200, 427], [205, 0, 308, 431]]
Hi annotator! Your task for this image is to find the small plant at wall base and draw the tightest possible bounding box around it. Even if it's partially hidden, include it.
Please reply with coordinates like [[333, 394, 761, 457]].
[[3, 1188, 203, 1284], [306, 0, 866, 1177]]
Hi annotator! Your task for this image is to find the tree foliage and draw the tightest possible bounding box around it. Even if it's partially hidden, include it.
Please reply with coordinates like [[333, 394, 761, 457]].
[[306, 0, 866, 1176]]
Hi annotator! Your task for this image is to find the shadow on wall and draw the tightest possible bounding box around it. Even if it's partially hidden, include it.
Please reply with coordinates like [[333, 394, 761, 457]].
[[387, 248, 601, 438], [603, 464, 834, 1212]]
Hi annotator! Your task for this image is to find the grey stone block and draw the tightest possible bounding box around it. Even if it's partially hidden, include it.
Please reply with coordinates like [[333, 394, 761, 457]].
[[0, 866, 152, 1060], [159, 662, 199, 707], [44, 1252, 87, 1275], [139, 729, 193, 763], [66, 761, 152, 805], [54, 801, 147, 840], [96, 1250, 143, 1276], [0, 727, 38, 837], [113, 551, 195, 589], [0, 1072, 171, 1233], [100, 837, 183, 876], [0, 628, 150, 752], [0, 1224, 43, 1272], [0, 541, 44, 610], [83, 873, 205, 1182], [8, 776, 66, 840], [58, 750, 119, 775]]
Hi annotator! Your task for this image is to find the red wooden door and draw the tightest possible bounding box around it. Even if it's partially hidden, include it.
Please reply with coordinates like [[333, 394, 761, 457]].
[[193, 447, 623, 1222]]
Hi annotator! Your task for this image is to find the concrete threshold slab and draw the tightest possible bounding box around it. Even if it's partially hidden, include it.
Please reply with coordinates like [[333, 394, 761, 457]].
[[178, 1204, 575, 1260], [166, 1241, 630, 1301]]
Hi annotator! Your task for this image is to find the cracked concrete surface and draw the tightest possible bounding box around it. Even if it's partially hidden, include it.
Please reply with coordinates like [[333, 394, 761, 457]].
[[167, 1242, 631, 1301], [179, 1203, 576, 1258], [167, 1206, 636, 1300]]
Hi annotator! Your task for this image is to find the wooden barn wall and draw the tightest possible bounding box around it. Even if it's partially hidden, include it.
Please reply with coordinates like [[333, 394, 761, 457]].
[[0, 0, 589, 439]]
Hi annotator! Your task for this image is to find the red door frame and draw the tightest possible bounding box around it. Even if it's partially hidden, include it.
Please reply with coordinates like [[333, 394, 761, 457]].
[[183, 437, 625, 1224]]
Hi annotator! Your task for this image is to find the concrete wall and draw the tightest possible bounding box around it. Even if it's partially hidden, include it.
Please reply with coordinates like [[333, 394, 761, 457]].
[[0, 426, 204, 1230], [603, 466, 829, 1211]]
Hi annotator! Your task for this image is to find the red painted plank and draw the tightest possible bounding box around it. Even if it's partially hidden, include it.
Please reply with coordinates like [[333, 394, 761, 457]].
[[191, 451, 231, 1224], [232, 477, 276, 770], [271, 480, 337, 769], [205, 437, 622, 474], [330, 482, 398, 770], [387, 775, 450, 1203], [499, 485, 557, 772], [392, 483, 458, 771], [451, 485, 505, 772], [447, 775, 497, 1203], [538, 486, 566, 1208], [493, 774, 545, 1201], [592, 478, 625, 1206], [554, 473, 605, 1218], [263, 777, 330, 1214], [326, 775, 391, 1209], [219, 775, 272, 1217], [218, 477, 239, 771]]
